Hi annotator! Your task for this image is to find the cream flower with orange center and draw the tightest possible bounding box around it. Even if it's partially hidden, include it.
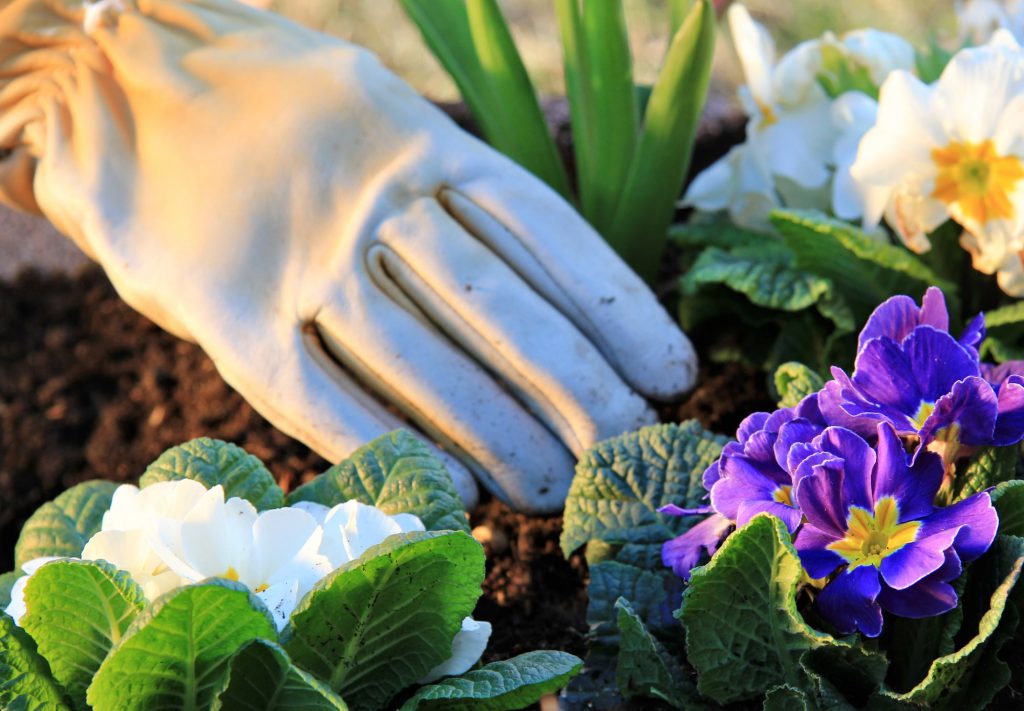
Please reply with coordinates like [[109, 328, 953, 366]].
[[852, 32, 1024, 280]]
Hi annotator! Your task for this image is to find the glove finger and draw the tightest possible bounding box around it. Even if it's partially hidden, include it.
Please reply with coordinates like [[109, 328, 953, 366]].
[[374, 197, 656, 455], [314, 275, 576, 514], [440, 177, 697, 400], [195, 318, 480, 508]]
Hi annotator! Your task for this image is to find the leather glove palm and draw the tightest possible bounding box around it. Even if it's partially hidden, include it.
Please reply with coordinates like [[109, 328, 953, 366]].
[[0, 0, 697, 512]]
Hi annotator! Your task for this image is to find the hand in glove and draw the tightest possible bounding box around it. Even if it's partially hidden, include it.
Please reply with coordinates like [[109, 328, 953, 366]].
[[0, 0, 697, 512]]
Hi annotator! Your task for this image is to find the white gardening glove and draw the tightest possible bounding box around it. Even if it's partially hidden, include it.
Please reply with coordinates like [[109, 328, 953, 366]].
[[0, 0, 697, 512]]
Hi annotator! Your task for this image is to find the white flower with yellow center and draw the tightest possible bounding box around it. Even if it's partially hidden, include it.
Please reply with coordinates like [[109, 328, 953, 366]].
[[852, 32, 1024, 275], [684, 5, 913, 225], [151, 486, 332, 630], [295, 499, 492, 681]]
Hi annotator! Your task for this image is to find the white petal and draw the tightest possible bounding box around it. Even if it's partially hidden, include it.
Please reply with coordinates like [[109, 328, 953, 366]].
[[772, 38, 827, 108], [250, 508, 330, 593], [4, 575, 30, 624], [935, 38, 1024, 143], [727, 4, 776, 107], [840, 29, 916, 84], [323, 501, 402, 563], [757, 100, 836, 188], [392, 513, 426, 533], [682, 153, 737, 211], [289, 500, 331, 525], [101, 484, 142, 531], [21, 557, 62, 575], [256, 579, 299, 632], [996, 249, 1024, 294], [418, 617, 493, 683]]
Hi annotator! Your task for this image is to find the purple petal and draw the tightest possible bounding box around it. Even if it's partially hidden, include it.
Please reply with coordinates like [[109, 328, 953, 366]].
[[858, 294, 918, 348], [792, 451, 842, 489], [904, 327, 981, 402], [710, 459, 782, 520], [658, 504, 712, 517], [959, 313, 986, 356], [795, 393, 826, 423], [918, 377, 998, 448], [736, 500, 802, 532], [794, 525, 846, 579], [852, 337, 922, 412], [792, 458, 848, 537], [877, 550, 962, 619], [879, 527, 959, 590], [994, 375, 1024, 446], [774, 420, 824, 475], [737, 412, 771, 443], [702, 460, 723, 491], [872, 422, 940, 521], [982, 361, 1024, 387], [662, 513, 732, 580], [813, 427, 875, 512], [920, 287, 952, 333], [817, 565, 884, 637], [818, 373, 887, 439], [918, 492, 998, 564]]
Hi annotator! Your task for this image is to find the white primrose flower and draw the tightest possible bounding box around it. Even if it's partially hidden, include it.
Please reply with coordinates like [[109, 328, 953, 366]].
[[297, 499, 491, 680], [4, 557, 62, 623], [150, 486, 332, 630], [683, 4, 913, 225], [959, 0, 1024, 44], [851, 32, 1024, 277]]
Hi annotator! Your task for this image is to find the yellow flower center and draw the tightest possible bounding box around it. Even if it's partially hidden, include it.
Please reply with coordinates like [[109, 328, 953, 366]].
[[931, 139, 1024, 224], [912, 401, 935, 430], [827, 496, 920, 570], [222, 566, 240, 582], [755, 98, 778, 128], [773, 485, 794, 507], [254, 583, 269, 593]]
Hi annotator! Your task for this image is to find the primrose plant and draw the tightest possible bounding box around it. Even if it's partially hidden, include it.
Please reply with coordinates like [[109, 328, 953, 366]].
[[0, 431, 581, 710], [560, 287, 1024, 709]]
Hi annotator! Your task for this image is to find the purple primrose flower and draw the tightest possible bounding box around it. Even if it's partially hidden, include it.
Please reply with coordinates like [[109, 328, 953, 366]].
[[792, 422, 997, 637], [660, 395, 825, 579], [819, 289, 1024, 463]]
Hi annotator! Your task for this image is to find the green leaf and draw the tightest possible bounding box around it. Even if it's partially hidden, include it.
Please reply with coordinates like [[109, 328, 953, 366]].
[[763, 685, 812, 711], [15, 480, 118, 570], [953, 445, 1018, 502], [984, 300, 1024, 329], [879, 535, 1024, 709], [817, 43, 879, 99], [587, 561, 683, 644], [773, 361, 825, 408], [22, 560, 145, 709], [560, 421, 728, 557], [980, 335, 1024, 363], [800, 644, 887, 709], [283, 530, 484, 710], [213, 639, 347, 710], [287, 430, 469, 534], [0, 571, 18, 609], [681, 245, 854, 333], [0, 613, 69, 710], [399, 651, 583, 710], [609, 0, 716, 280], [991, 479, 1024, 536], [139, 437, 284, 510], [916, 33, 956, 84], [669, 218, 765, 251], [770, 209, 957, 322], [615, 598, 702, 708], [87, 580, 277, 710], [680, 514, 836, 704]]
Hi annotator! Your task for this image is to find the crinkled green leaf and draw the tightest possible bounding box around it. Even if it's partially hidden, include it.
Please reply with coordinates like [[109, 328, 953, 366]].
[[287, 430, 469, 534], [983, 301, 1024, 329], [87, 580, 277, 710], [800, 644, 887, 709], [991, 479, 1024, 536], [560, 421, 728, 557], [763, 685, 812, 711], [615, 598, 702, 708], [669, 218, 765, 251], [587, 561, 683, 645], [0, 612, 69, 710], [981, 335, 1024, 363], [283, 530, 484, 711], [681, 245, 854, 333], [399, 650, 582, 710], [212, 639, 347, 710], [953, 445, 1018, 502], [882, 584, 965, 694], [140, 437, 284, 510], [878, 535, 1024, 709], [680, 514, 836, 704], [773, 361, 825, 409], [14, 480, 118, 570], [770, 209, 957, 321], [22, 560, 145, 709]]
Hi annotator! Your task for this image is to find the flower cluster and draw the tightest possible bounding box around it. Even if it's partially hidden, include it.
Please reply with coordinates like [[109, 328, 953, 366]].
[[661, 288, 1022, 636], [683, 4, 913, 231], [5, 480, 490, 682]]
